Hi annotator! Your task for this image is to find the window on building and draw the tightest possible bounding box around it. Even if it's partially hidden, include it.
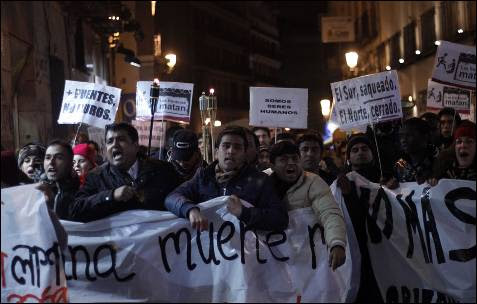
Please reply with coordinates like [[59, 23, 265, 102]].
[[74, 19, 86, 72], [420, 8, 436, 55], [370, 3, 378, 38], [466, 1, 476, 31], [361, 11, 370, 41], [354, 17, 361, 42], [377, 43, 386, 70], [403, 21, 416, 62], [440, 2, 458, 41], [390, 32, 401, 68]]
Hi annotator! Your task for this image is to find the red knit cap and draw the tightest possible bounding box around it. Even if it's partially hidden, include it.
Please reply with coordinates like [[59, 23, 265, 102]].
[[73, 143, 96, 166], [454, 120, 476, 140]]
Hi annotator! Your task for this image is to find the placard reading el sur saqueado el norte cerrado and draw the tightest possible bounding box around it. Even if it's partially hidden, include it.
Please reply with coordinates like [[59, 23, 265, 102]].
[[330, 70, 402, 130], [249, 87, 308, 129], [57, 80, 122, 129]]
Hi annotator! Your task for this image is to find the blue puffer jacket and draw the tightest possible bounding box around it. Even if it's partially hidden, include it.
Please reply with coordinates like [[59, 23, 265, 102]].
[[165, 161, 289, 231]]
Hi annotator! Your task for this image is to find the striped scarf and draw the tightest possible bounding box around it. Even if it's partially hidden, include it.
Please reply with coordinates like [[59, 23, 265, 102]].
[[215, 163, 240, 186]]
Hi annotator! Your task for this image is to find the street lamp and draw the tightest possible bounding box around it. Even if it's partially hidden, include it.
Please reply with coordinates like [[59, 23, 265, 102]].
[[345, 51, 358, 77], [165, 53, 176, 69], [320, 99, 331, 117], [199, 89, 218, 163], [153, 33, 177, 76], [345, 51, 358, 69]]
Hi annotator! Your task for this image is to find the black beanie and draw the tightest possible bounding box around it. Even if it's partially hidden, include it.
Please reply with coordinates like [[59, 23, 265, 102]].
[[346, 134, 373, 160], [269, 141, 299, 164]]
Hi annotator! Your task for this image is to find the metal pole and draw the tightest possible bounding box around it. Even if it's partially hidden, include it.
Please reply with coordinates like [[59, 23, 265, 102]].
[[210, 122, 215, 162], [148, 113, 155, 157], [202, 126, 209, 163], [370, 122, 384, 180], [450, 109, 458, 138], [148, 80, 160, 157], [73, 122, 83, 146], [158, 117, 165, 160]]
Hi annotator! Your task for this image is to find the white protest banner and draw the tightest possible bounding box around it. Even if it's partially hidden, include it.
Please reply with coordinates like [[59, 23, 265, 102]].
[[1, 185, 68, 303], [331, 173, 476, 303], [57, 80, 121, 129], [431, 40, 476, 90], [426, 79, 471, 113], [136, 81, 194, 123], [0, 185, 360, 302], [131, 119, 166, 148], [250, 87, 308, 129], [330, 70, 402, 129]]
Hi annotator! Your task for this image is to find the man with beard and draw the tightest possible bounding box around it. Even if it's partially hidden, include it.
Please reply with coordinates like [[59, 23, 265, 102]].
[[297, 133, 336, 185], [437, 107, 461, 151], [420, 112, 440, 147], [71, 123, 182, 222], [36, 140, 80, 220], [269, 141, 347, 271], [253, 127, 272, 147], [169, 129, 207, 183], [244, 127, 260, 167], [394, 118, 438, 184], [165, 126, 288, 232], [336, 133, 383, 302], [257, 145, 272, 171]]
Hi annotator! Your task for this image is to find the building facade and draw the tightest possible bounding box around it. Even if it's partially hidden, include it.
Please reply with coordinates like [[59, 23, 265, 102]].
[[326, 1, 476, 120], [1, 2, 120, 150], [131, 1, 283, 132]]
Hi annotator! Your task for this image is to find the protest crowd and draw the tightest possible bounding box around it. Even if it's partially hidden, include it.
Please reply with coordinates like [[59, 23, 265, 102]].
[[1, 39, 475, 303]]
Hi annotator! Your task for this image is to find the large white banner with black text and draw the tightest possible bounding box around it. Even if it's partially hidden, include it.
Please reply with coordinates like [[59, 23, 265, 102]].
[[1, 186, 359, 303], [3, 177, 474, 302], [1, 185, 68, 303], [332, 173, 476, 303]]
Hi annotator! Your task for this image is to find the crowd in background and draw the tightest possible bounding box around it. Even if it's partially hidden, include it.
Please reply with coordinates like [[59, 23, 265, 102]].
[[1, 106, 475, 302]]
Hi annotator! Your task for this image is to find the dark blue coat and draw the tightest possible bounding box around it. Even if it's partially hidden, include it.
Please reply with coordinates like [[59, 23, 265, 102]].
[[165, 161, 289, 231]]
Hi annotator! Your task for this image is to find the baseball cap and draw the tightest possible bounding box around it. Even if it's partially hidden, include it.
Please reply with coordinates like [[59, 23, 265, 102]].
[[171, 129, 199, 161]]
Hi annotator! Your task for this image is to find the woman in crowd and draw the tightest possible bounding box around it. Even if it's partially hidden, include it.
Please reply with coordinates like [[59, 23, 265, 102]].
[[17, 142, 46, 183], [430, 120, 476, 184], [73, 143, 97, 186]]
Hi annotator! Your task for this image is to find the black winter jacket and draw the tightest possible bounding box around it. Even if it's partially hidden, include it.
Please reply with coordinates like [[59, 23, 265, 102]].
[[71, 158, 182, 222], [40, 173, 80, 221], [165, 161, 289, 231]]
